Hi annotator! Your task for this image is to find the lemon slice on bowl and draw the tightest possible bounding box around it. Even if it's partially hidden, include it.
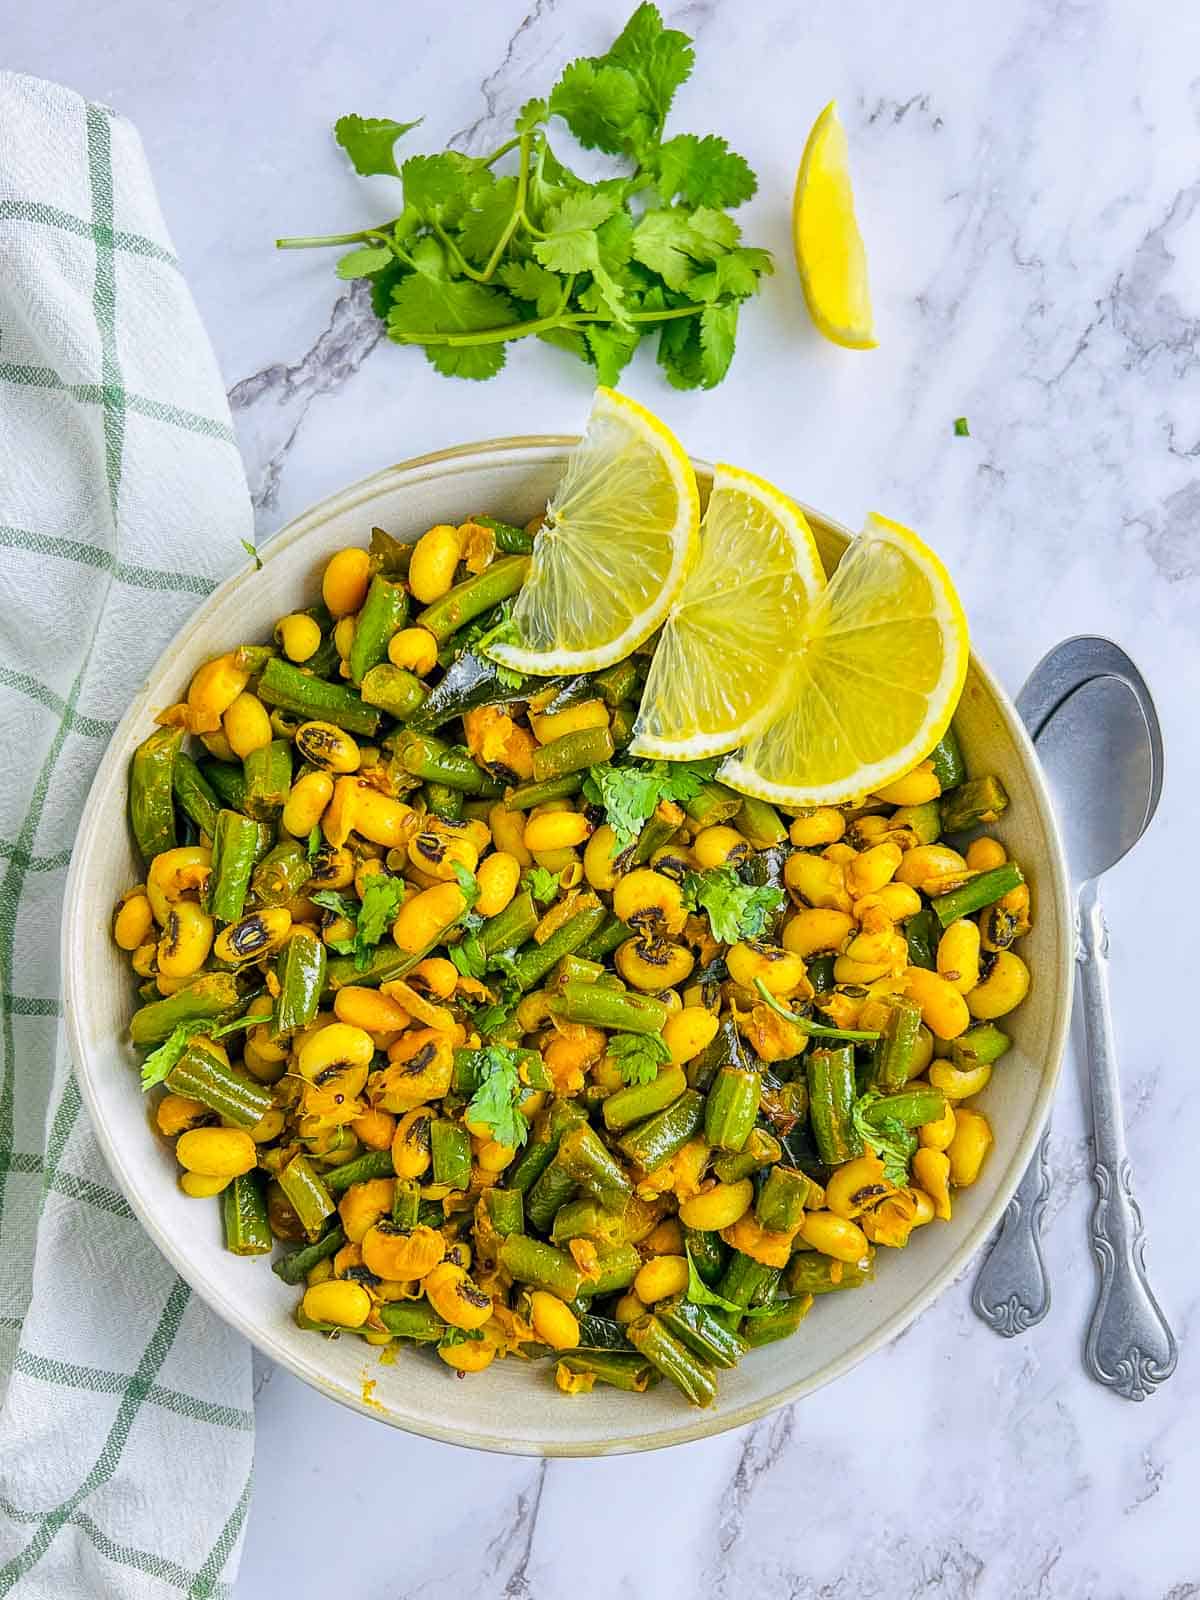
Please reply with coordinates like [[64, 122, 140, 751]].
[[719, 513, 969, 806], [627, 465, 826, 760], [484, 387, 699, 676], [794, 101, 877, 350]]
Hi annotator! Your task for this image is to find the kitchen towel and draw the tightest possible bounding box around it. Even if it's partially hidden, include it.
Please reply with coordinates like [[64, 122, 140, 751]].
[[0, 72, 256, 1597]]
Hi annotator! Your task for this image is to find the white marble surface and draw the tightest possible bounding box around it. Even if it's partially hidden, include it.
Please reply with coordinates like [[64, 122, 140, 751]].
[[12, 0, 1200, 1593]]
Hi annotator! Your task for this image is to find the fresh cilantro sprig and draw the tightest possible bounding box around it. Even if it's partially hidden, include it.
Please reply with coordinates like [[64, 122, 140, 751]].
[[852, 1091, 918, 1187], [582, 756, 719, 850], [137, 1009, 258, 1092], [607, 1031, 671, 1085], [461, 1045, 530, 1150], [521, 866, 560, 905], [684, 1247, 776, 1320], [683, 865, 784, 944], [312, 875, 407, 971], [277, 4, 771, 390]]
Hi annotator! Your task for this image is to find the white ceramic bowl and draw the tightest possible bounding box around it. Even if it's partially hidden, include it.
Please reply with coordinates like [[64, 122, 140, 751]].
[[63, 438, 1073, 1456]]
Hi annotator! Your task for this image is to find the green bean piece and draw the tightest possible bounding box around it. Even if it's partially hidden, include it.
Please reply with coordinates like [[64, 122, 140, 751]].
[[167, 1043, 272, 1129], [616, 1089, 705, 1172], [808, 1046, 862, 1165], [575, 914, 629, 962], [594, 658, 640, 707], [939, 775, 1010, 834], [545, 954, 605, 993], [359, 663, 428, 721], [389, 729, 503, 796], [416, 555, 531, 642], [525, 1157, 578, 1234], [321, 1148, 395, 1194], [755, 1165, 810, 1232], [431, 1118, 472, 1191], [505, 1101, 585, 1196], [503, 773, 585, 810], [927, 723, 966, 789], [277, 1156, 337, 1239], [786, 1252, 873, 1295], [735, 796, 787, 849], [423, 781, 464, 821], [499, 1233, 584, 1300], [172, 752, 221, 838], [368, 526, 413, 575], [252, 839, 312, 908], [222, 1172, 272, 1256], [323, 938, 430, 994], [555, 1351, 657, 1392], [951, 1022, 1012, 1069], [379, 1300, 448, 1342], [930, 863, 1025, 928], [890, 799, 942, 844], [872, 996, 923, 1091], [609, 704, 636, 751], [392, 1177, 421, 1230], [128, 726, 182, 863], [416, 1198, 446, 1228], [205, 809, 259, 923], [509, 905, 609, 992], [657, 1297, 748, 1369], [129, 972, 239, 1046], [550, 1197, 627, 1246], [681, 781, 742, 828], [716, 1253, 781, 1315], [556, 1124, 632, 1207], [741, 1294, 814, 1347], [200, 759, 248, 812], [806, 953, 836, 993], [474, 514, 534, 555], [273, 929, 326, 1036], [242, 740, 292, 821], [862, 1086, 946, 1130], [484, 1187, 524, 1237], [704, 1065, 761, 1152], [580, 1241, 641, 1297], [602, 1065, 687, 1133], [232, 644, 275, 675], [532, 725, 615, 783], [257, 656, 380, 737], [683, 1227, 727, 1284], [630, 803, 682, 865], [685, 1017, 744, 1094], [712, 1127, 782, 1183], [903, 907, 939, 970], [547, 980, 668, 1035], [348, 574, 409, 685], [271, 1225, 345, 1285], [626, 1315, 716, 1407], [479, 889, 537, 955]]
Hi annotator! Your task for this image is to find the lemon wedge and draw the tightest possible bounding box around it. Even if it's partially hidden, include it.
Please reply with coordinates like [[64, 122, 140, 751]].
[[793, 101, 877, 350], [484, 387, 699, 676], [627, 465, 826, 761], [718, 513, 969, 806]]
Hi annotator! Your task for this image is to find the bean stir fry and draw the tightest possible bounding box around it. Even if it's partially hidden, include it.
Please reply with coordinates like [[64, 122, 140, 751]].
[[115, 518, 1033, 1407]]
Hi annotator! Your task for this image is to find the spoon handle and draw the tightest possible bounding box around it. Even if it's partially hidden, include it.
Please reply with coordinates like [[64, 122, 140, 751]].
[[1078, 880, 1177, 1399], [971, 1128, 1052, 1336]]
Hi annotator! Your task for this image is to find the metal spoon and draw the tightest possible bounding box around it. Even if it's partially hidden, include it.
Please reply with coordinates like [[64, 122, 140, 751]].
[[973, 640, 1177, 1398]]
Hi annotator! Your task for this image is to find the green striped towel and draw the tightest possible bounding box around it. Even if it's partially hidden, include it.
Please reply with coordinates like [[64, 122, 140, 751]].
[[0, 73, 256, 1596]]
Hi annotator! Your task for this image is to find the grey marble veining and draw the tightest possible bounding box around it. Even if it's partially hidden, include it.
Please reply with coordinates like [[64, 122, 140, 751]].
[[9, 0, 1200, 1594]]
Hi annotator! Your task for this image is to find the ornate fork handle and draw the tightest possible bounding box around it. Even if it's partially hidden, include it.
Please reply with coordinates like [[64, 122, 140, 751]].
[[1078, 880, 1177, 1400], [972, 1130, 1051, 1336]]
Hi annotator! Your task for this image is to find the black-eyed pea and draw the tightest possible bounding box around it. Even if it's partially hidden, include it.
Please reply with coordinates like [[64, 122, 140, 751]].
[[872, 761, 941, 806], [825, 1153, 893, 1219], [784, 852, 851, 913], [853, 882, 923, 922], [643, 1218, 684, 1255], [614, 938, 694, 992], [130, 941, 158, 978], [632, 1254, 689, 1304], [678, 1179, 753, 1232], [692, 825, 750, 869], [306, 1257, 335, 1287], [523, 810, 591, 853], [298, 1021, 374, 1083], [912, 1148, 952, 1219], [661, 1005, 719, 1065], [965, 836, 1007, 872], [937, 919, 982, 994], [529, 1290, 581, 1350], [113, 889, 154, 952], [296, 720, 360, 774], [798, 1211, 870, 1263], [787, 808, 846, 848], [845, 841, 903, 899], [902, 967, 970, 1040], [966, 951, 1030, 1020], [156, 902, 214, 979], [612, 868, 687, 938], [176, 1127, 256, 1179], [392, 881, 468, 953], [726, 941, 807, 997], [222, 691, 273, 760], [350, 1107, 396, 1151], [146, 845, 212, 924], [895, 844, 968, 895], [187, 653, 250, 734], [276, 611, 323, 663], [907, 1189, 936, 1228], [437, 1339, 497, 1372], [781, 907, 854, 958], [583, 824, 621, 892], [243, 1034, 287, 1084], [391, 1106, 434, 1179], [388, 626, 439, 677], [488, 803, 531, 867], [918, 1100, 957, 1151], [408, 829, 479, 882], [302, 1278, 372, 1328], [155, 1093, 208, 1137], [910, 1023, 935, 1078], [929, 1060, 993, 1101], [282, 770, 334, 839], [613, 1292, 643, 1325], [947, 1108, 993, 1186], [424, 1262, 492, 1330], [409, 956, 458, 998], [334, 985, 411, 1032], [213, 908, 292, 967], [332, 617, 356, 664], [338, 1177, 396, 1243], [322, 547, 371, 618], [822, 842, 858, 866], [475, 851, 521, 917], [249, 1108, 286, 1144], [409, 524, 462, 603], [179, 1171, 233, 1198]]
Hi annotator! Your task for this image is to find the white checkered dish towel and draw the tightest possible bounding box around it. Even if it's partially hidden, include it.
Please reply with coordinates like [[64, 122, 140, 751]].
[[0, 72, 256, 1598]]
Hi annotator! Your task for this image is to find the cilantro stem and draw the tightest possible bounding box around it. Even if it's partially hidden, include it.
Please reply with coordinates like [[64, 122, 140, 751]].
[[753, 979, 881, 1043], [276, 227, 389, 249], [479, 134, 522, 168], [432, 220, 489, 283], [481, 132, 533, 281], [393, 299, 713, 349]]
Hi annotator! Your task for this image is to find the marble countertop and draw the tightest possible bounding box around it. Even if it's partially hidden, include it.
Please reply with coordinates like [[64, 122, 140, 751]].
[[12, 0, 1200, 1593]]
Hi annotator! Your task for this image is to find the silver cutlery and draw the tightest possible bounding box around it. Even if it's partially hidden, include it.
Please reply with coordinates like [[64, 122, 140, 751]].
[[971, 638, 1176, 1399]]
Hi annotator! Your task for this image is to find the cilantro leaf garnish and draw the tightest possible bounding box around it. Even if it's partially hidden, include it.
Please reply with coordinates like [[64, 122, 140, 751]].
[[521, 866, 560, 905], [138, 1020, 207, 1093], [240, 539, 263, 571], [607, 1032, 671, 1086], [312, 878, 406, 971], [683, 865, 785, 945], [851, 1092, 918, 1187], [306, 825, 323, 860], [277, 5, 769, 391], [582, 757, 719, 850], [462, 1045, 531, 1150]]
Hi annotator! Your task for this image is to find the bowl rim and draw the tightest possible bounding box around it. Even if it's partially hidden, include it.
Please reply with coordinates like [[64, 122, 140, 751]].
[[62, 435, 1074, 1456]]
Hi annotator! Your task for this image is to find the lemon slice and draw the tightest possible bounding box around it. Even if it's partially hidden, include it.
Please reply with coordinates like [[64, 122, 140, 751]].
[[719, 513, 968, 806], [627, 465, 826, 761], [793, 101, 877, 350], [484, 387, 699, 676]]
